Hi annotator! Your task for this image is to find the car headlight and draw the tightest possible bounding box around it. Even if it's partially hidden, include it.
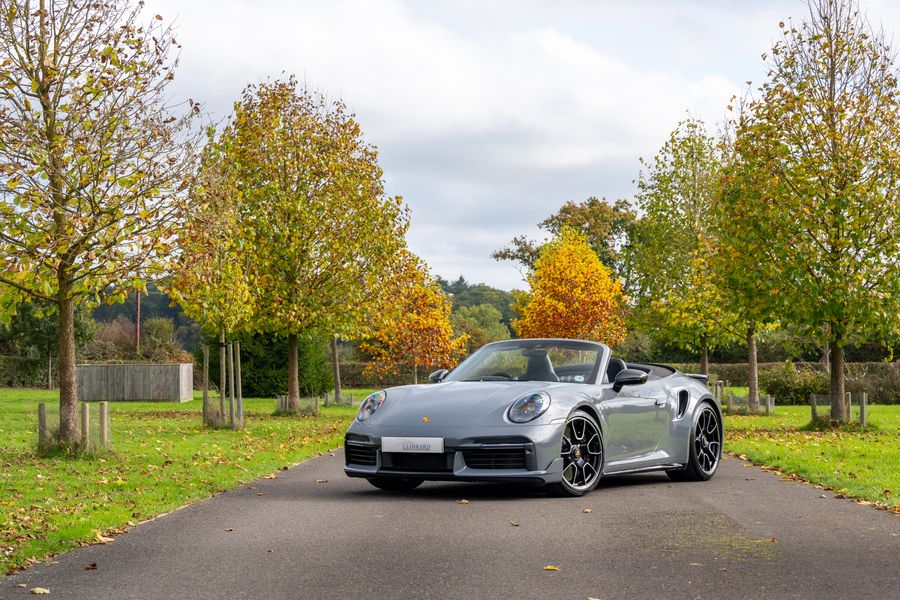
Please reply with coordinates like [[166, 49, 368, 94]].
[[508, 391, 551, 423], [357, 390, 386, 421]]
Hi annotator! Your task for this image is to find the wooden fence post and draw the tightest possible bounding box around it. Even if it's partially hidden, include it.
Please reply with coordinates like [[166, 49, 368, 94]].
[[810, 393, 818, 421], [859, 392, 868, 428], [38, 402, 47, 447], [99, 402, 109, 447], [80, 402, 90, 449], [227, 341, 236, 430], [202, 345, 209, 425], [235, 341, 243, 428], [845, 391, 852, 420]]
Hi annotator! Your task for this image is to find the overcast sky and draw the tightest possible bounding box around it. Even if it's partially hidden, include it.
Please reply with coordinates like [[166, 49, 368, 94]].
[[144, 0, 900, 291]]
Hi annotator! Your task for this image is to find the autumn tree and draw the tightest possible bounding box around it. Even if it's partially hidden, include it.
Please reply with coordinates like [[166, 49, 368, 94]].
[[223, 77, 408, 411], [513, 228, 627, 346], [0, 1, 197, 444], [628, 119, 736, 375], [168, 133, 254, 424], [363, 251, 468, 383], [725, 0, 900, 422], [493, 197, 636, 286]]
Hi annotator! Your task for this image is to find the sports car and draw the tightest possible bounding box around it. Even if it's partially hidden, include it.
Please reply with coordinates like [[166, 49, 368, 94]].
[[344, 338, 723, 496]]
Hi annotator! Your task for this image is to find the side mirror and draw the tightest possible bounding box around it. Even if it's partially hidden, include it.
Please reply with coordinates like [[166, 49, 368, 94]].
[[428, 369, 449, 383], [613, 368, 648, 392]]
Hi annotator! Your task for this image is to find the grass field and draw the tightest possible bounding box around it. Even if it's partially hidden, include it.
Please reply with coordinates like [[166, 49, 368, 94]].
[[0, 388, 365, 575], [724, 404, 899, 512], [1, 387, 897, 575]]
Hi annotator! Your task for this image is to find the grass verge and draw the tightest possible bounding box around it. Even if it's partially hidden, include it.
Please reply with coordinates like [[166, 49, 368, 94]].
[[0, 388, 361, 575], [724, 405, 899, 513]]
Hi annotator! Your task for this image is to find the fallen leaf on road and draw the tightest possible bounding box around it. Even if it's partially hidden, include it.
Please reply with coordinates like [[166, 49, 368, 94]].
[[315, 479, 328, 484], [819, 494, 827, 498], [257, 493, 263, 496], [264, 473, 278, 480], [30, 588, 50, 595], [718, 567, 728, 572], [770, 537, 777, 543], [508, 520, 519, 527], [84, 563, 97, 570], [281, 466, 289, 471], [688, 562, 703, 566], [543, 565, 559, 571], [16, 583, 26, 588], [225, 528, 234, 532], [582, 508, 593, 513], [457, 499, 469, 504], [95, 534, 114, 544]]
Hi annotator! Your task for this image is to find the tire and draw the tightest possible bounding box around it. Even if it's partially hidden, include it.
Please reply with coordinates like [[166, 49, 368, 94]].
[[667, 401, 722, 482], [366, 477, 424, 491], [545, 410, 604, 497]]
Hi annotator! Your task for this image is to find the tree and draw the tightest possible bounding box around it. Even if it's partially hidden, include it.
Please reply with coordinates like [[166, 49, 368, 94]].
[[0, 1, 197, 444], [363, 251, 468, 383], [451, 303, 510, 354], [627, 119, 736, 375], [168, 133, 254, 423], [493, 197, 636, 286], [513, 228, 627, 345], [223, 77, 408, 410], [726, 0, 900, 422], [438, 278, 516, 335]]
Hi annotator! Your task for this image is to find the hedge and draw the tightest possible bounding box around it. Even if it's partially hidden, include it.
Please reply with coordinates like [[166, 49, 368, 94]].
[[0, 355, 50, 388], [673, 361, 900, 404]]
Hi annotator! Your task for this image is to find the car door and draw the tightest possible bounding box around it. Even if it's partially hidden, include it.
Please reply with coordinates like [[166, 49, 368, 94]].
[[596, 380, 668, 470]]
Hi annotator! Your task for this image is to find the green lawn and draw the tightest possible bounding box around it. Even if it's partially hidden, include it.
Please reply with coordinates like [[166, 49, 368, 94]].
[[0, 388, 362, 575], [724, 405, 900, 512]]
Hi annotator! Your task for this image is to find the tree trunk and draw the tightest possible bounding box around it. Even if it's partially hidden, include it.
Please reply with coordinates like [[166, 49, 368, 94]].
[[829, 331, 847, 423], [331, 336, 342, 405], [202, 344, 209, 425], [413, 363, 418, 385], [218, 329, 226, 420], [747, 322, 760, 414], [699, 335, 709, 376], [56, 286, 79, 445], [287, 333, 300, 412]]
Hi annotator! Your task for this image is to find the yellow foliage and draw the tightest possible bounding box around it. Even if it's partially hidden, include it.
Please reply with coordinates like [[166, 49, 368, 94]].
[[362, 251, 468, 379], [513, 229, 627, 346]]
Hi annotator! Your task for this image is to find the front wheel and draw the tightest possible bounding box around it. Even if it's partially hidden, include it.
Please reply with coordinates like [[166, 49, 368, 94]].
[[366, 477, 424, 491], [667, 402, 722, 482], [545, 410, 604, 497]]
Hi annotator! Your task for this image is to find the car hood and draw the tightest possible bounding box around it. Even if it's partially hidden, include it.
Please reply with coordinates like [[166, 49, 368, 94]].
[[370, 380, 559, 428]]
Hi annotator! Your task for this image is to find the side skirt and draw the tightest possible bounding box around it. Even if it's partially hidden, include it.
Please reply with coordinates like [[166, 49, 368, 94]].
[[603, 463, 685, 476]]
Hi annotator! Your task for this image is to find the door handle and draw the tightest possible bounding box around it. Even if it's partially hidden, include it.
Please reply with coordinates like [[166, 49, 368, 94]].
[[655, 399, 667, 407]]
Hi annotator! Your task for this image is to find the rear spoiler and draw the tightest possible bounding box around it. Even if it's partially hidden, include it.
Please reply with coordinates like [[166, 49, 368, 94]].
[[687, 373, 709, 383]]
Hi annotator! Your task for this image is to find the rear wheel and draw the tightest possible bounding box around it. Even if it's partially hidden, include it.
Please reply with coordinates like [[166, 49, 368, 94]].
[[667, 402, 722, 482], [366, 477, 424, 491], [545, 410, 604, 497]]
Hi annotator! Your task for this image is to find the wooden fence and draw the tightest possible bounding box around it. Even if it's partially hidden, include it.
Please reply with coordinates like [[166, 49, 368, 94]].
[[76, 363, 193, 402]]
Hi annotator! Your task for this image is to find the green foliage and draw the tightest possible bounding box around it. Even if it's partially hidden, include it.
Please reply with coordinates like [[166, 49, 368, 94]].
[[450, 303, 510, 353], [140, 318, 188, 363], [492, 197, 636, 284], [627, 119, 737, 357], [0, 300, 94, 359], [198, 334, 333, 398], [724, 1, 900, 419], [223, 76, 408, 340], [439, 278, 515, 334], [758, 361, 829, 404]]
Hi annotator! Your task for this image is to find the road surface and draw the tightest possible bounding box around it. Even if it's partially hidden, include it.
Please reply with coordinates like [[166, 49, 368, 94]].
[[2, 451, 898, 599]]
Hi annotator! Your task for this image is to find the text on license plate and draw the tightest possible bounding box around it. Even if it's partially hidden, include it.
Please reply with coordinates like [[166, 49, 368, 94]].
[[381, 437, 444, 453]]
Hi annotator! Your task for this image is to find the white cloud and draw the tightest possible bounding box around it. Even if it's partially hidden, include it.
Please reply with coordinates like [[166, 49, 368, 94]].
[[144, 0, 895, 290]]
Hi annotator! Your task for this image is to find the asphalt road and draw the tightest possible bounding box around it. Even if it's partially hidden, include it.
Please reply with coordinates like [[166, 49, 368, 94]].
[[2, 451, 898, 600]]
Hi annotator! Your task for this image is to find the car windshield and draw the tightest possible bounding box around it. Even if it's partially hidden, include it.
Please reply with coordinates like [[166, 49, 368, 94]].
[[445, 340, 602, 384]]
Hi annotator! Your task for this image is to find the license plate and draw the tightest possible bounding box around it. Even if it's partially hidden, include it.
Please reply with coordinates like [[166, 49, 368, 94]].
[[382, 437, 444, 453]]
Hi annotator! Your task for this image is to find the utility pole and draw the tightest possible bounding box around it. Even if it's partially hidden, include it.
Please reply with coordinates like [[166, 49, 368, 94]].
[[135, 290, 141, 356]]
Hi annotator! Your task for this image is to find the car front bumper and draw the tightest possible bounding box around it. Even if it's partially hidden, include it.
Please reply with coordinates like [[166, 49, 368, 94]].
[[343, 423, 565, 485]]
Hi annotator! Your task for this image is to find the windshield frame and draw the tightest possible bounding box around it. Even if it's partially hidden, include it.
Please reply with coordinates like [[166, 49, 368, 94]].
[[444, 338, 609, 385]]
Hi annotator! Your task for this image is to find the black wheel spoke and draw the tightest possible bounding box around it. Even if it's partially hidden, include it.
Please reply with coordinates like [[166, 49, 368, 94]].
[[559, 415, 603, 492]]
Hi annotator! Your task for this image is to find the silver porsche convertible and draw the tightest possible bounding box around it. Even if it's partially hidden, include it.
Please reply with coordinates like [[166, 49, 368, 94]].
[[344, 338, 723, 496]]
